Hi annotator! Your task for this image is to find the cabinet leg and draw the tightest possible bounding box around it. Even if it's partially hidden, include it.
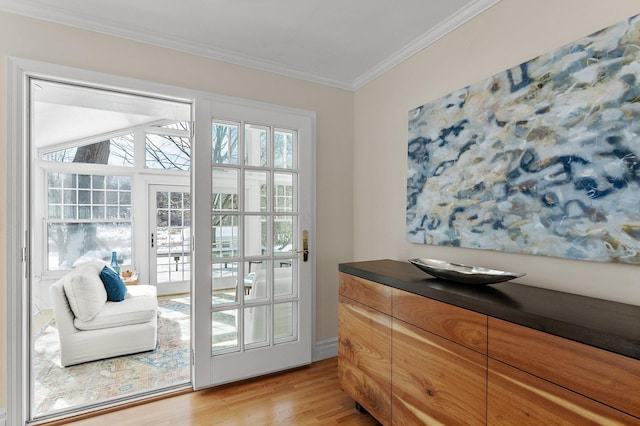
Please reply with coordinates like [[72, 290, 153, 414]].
[[355, 401, 369, 414]]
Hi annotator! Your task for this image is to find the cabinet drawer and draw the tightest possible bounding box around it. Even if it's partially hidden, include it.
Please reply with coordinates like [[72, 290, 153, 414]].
[[488, 358, 640, 425], [338, 296, 392, 425], [393, 288, 487, 353], [393, 318, 487, 425], [488, 317, 640, 418], [339, 273, 392, 315]]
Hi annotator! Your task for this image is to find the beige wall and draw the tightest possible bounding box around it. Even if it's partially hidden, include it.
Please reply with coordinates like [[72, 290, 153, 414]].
[[0, 12, 354, 408], [354, 0, 640, 305]]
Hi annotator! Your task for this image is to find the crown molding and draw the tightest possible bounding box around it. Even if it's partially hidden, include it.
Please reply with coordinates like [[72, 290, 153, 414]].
[[352, 0, 502, 90], [0, 0, 500, 91]]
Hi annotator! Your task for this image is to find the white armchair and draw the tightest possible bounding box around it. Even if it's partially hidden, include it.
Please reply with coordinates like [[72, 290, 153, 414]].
[[49, 260, 158, 366]]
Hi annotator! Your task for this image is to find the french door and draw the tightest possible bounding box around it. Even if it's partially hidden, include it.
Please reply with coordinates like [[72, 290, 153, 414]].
[[192, 97, 315, 388]]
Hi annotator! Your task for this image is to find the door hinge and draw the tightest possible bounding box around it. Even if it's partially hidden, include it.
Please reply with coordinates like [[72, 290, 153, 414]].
[[190, 120, 195, 139], [191, 349, 195, 366]]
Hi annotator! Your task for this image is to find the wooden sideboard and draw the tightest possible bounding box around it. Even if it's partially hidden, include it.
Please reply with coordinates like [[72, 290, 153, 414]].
[[338, 260, 640, 425]]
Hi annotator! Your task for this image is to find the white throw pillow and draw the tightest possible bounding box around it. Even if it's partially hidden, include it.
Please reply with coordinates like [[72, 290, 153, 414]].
[[63, 265, 108, 322]]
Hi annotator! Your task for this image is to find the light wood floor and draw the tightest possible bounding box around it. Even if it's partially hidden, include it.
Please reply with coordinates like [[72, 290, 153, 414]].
[[56, 357, 380, 426]]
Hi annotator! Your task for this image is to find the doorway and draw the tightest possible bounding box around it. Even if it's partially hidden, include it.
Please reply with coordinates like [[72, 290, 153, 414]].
[[6, 59, 316, 425], [29, 78, 193, 421]]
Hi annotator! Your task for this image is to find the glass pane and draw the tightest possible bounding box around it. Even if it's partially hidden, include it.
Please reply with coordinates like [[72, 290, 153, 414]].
[[77, 190, 89, 204], [274, 129, 295, 169], [156, 190, 191, 285], [274, 173, 295, 212], [212, 168, 238, 211], [212, 215, 238, 258], [244, 124, 268, 167], [41, 136, 135, 167], [157, 191, 168, 209], [66, 189, 79, 204], [92, 190, 104, 204], [212, 309, 238, 354], [63, 206, 76, 220], [157, 209, 169, 227], [146, 134, 191, 171], [244, 305, 268, 347], [213, 262, 238, 305], [170, 192, 182, 209], [47, 222, 132, 270], [155, 232, 190, 284], [244, 260, 269, 301], [274, 261, 294, 298], [244, 170, 268, 212], [78, 175, 90, 189], [48, 189, 61, 204], [274, 302, 295, 341], [212, 121, 239, 165], [274, 215, 294, 255], [106, 206, 118, 219], [244, 215, 267, 257]]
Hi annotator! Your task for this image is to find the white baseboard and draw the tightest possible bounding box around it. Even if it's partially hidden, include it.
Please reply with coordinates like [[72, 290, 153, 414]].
[[0, 408, 6, 426], [314, 337, 337, 361]]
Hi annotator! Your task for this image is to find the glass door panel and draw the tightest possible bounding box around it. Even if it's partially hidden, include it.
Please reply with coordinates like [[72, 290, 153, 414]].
[[150, 186, 190, 295]]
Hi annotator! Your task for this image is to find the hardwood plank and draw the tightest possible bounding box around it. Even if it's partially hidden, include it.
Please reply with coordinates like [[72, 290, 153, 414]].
[[392, 318, 487, 426], [338, 295, 392, 425], [488, 358, 640, 425], [47, 358, 379, 426], [488, 317, 640, 418], [339, 272, 392, 315], [393, 288, 488, 353]]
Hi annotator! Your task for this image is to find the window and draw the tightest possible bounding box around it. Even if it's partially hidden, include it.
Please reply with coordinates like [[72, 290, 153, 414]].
[[145, 121, 191, 170], [42, 135, 135, 167], [46, 172, 132, 270]]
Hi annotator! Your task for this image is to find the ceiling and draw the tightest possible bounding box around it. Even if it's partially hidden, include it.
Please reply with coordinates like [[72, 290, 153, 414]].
[[0, 0, 500, 90]]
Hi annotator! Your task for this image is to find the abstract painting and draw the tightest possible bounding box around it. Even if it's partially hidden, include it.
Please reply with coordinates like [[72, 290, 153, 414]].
[[407, 14, 640, 265]]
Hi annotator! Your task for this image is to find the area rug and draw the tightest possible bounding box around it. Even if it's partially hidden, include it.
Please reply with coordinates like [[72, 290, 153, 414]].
[[32, 296, 191, 417]]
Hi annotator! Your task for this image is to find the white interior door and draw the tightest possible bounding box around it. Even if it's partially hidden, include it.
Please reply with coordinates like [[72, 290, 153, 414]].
[[192, 97, 315, 388], [149, 185, 191, 295]]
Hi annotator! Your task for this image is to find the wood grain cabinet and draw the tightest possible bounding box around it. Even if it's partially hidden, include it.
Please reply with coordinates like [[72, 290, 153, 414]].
[[392, 289, 488, 425], [488, 317, 640, 425], [338, 273, 392, 425], [338, 269, 640, 425]]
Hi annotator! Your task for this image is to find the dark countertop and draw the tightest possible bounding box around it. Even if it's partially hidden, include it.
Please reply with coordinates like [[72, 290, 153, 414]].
[[339, 259, 640, 360]]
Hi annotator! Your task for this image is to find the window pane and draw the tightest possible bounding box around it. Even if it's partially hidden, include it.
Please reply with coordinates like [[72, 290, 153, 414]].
[[212, 168, 238, 211], [41, 137, 135, 167], [274, 130, 295, 169], [244, 170, 268, 212], [212, 121, 239, 165], [212, 309, 238, 354], [244, 260, 269, 302], [244, 215, 267, 257], [245, 124, 268, 167], [212, 215, 238, 259], [145, 134, 191, 171], [245, 305, 268, 347], [213, 262, 238, 305], [78, 175, 91, 189], [47, 222, 132, 270], [274, 302, 295, 341], [274, 173, 295, 212], [274, 215, 294, 255], [274, 261, 294, 298]]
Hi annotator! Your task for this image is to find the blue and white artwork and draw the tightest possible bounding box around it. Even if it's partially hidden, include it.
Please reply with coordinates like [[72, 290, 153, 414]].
[[407, 14, 640, 265]]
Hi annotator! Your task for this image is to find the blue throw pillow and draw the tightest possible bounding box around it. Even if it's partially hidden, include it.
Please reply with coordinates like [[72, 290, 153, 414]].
[[99, 265, 127, 302]]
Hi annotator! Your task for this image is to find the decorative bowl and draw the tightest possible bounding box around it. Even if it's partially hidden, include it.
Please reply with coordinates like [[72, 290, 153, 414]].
[[408, 258, 525, 285]]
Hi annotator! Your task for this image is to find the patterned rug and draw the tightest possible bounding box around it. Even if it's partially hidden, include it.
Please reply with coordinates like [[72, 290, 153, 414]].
[[32, 296, 191, 417]]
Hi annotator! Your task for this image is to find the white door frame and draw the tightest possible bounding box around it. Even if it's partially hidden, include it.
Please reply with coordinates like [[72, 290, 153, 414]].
[[5, 57, 317, 425]]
